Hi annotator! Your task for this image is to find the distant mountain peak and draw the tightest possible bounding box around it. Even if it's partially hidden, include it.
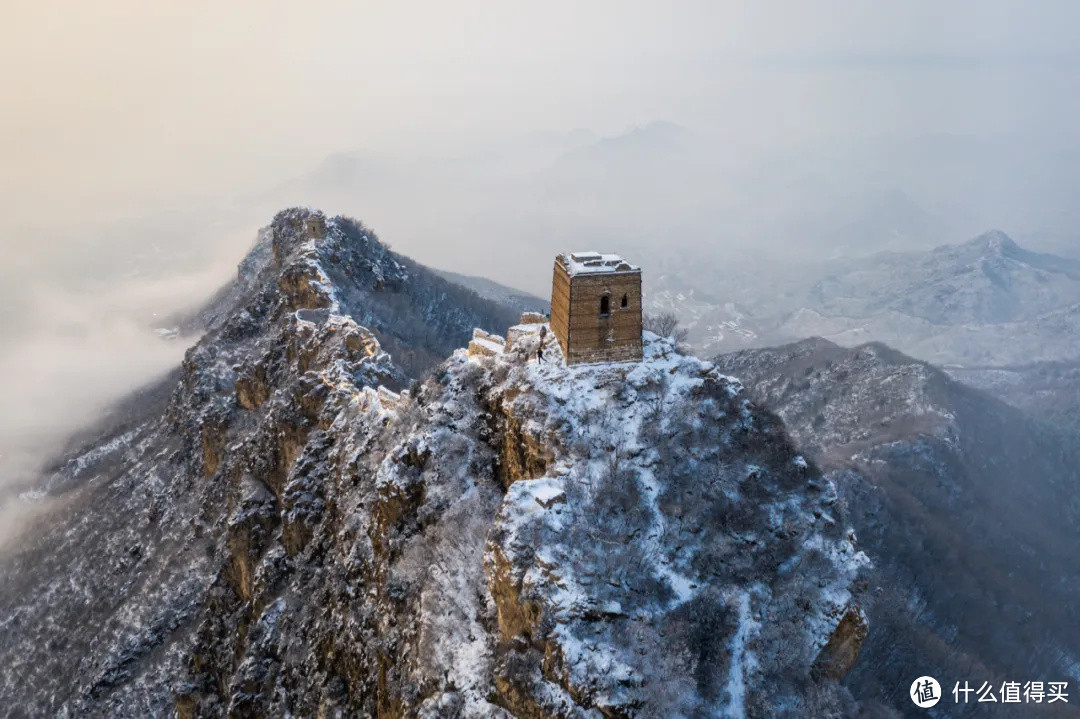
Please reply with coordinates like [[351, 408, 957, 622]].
[[564, 120, 692, 163], [933, 229, 1019, 259], [970, 229, 1018, 255]]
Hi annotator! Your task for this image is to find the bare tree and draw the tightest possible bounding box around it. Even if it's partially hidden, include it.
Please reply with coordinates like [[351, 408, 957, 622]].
[[644, 312, 689, 347]]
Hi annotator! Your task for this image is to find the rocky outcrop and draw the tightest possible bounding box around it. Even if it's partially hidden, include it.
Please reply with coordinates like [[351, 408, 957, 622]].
[[813, 608, 869, 681]]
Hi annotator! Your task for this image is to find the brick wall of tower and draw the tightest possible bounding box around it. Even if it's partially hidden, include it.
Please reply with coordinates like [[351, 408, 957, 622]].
[[550, 261, 573, 357], [550, 259, 643, 365]]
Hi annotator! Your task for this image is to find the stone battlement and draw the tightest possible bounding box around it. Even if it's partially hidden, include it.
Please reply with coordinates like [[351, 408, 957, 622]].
[[557, 251, 639, 277]]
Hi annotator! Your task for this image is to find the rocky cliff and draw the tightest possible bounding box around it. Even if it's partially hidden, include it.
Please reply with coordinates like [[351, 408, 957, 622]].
[[0, 209, 866, 718], [717, 339, 1080, 718]]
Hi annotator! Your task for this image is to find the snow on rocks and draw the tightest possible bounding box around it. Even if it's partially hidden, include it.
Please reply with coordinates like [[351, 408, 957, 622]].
[[0, 207, 868, 719], [467, 328, 506, 358], [469, 324, 870, 716]]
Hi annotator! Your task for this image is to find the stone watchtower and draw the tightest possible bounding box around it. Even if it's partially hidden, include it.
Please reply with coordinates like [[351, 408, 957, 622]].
[[302, 213, 326, 240], [550, 252, 643, 365]]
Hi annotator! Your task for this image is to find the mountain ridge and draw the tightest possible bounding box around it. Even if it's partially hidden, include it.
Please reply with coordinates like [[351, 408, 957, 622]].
[[0, 208, 869, 718], [648, 230, 1080, 366]]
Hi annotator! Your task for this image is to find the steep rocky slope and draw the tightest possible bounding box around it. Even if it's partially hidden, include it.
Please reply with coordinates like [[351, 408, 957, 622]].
[[717, 339, 1080, 718], [0, 209, 867, 718]]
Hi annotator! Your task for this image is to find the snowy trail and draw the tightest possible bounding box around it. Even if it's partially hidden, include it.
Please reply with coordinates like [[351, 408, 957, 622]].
[[724, 591, 756, 719]]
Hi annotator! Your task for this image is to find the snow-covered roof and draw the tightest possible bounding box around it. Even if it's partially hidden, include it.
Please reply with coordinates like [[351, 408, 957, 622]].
[[559, 251, 639, 277]]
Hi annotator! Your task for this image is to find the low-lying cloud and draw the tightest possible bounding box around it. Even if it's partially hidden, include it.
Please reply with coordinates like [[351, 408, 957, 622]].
[[0, 229, 251, 549]]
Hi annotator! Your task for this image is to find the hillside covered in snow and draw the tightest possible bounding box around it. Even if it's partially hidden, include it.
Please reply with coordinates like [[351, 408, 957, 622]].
[[648, 231, 1080, 368], [718, 339, 1080, 718], [0, 208, 870, 718]]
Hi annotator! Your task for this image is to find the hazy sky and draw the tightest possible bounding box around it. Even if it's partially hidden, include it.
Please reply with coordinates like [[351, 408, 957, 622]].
[[2, 1, 1079, 519], [3, 0, 1079, 226]]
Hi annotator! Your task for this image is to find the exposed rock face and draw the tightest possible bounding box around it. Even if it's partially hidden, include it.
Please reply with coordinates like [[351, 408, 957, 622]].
[[812, 608, 869, 681], [0, 209, 867, 718], [717, 338, 1080, 718]]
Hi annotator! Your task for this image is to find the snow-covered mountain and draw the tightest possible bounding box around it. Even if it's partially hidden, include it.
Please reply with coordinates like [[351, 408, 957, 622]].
[[0, 208, 868, 717], [948, 359, 1080, 436], [717, 339, 1080, 717], [800, 230, 1080, 326], [657, 231, 1080, 367]]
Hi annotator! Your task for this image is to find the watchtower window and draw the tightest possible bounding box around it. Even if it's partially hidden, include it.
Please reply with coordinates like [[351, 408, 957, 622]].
[[599, 295, 610, 316], [620, 294, 628, 308]]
